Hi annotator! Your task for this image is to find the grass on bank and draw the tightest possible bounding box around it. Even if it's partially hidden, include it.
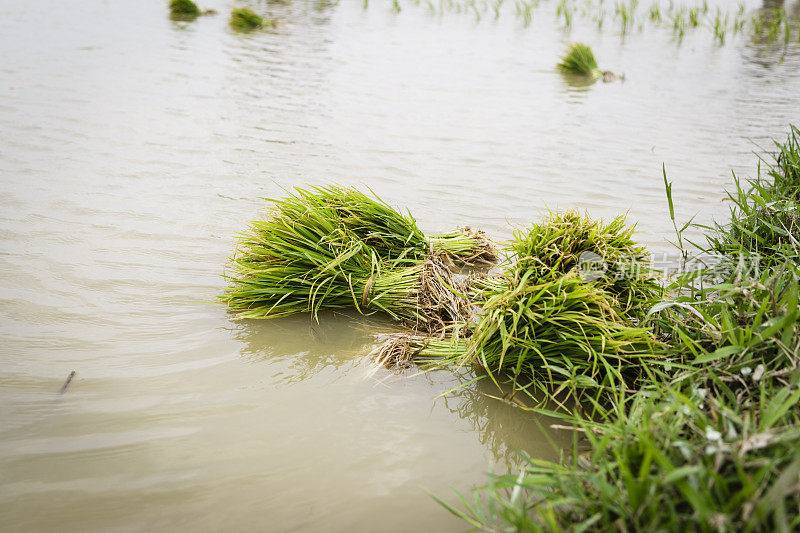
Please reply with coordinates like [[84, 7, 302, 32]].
[[438, 125, 800, 531]]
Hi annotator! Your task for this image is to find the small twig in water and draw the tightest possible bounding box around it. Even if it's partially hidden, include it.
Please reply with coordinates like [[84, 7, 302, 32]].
[[59, 371, 76, 395]]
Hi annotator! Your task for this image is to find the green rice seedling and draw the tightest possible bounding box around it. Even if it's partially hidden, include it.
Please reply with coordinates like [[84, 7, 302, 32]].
[[556, 0, 572, 28], [264, 185, 496, 266], [291, 185, 428, 263], [516, 0, 534, 26], [766, 15, 781, 43], [230, 7, 272, 30], [557, 43, 602, 78], [733, 12, 745, 34], [751, 12, 764, 39], [508, 211, 662, 319], [223, 186, 492, 331], [688, 7, 699, 28], [457, 272, 657, 405], [169, 0, 201, 17], [648, 3, 660, 23], [616, 0, 636, 35], [672, 9, 686, 40], [225, 234, 472, 332], [713, 10, 727, 44], [492, 0, 503, 19], [785, 18, 792, 46]]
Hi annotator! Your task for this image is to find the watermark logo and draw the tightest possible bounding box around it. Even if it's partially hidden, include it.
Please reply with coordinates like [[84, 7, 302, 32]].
[[578, 251, 608, 282]]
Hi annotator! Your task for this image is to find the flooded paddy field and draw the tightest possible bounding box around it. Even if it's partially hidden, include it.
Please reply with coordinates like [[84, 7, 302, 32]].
[[1, 0, 798, 530]]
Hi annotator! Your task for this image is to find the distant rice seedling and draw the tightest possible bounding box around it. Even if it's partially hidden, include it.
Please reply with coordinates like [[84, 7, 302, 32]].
[[169, 0, 201, 17], [230, 7, 272, 30], [558, 43, 623, 82], [557, 42, 601, 78]]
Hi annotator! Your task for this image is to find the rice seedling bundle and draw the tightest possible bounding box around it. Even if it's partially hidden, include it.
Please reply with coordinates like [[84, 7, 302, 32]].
[[223, 185, 485, 332], [169, 0, 201, 16], [557, 43, 602, 79], [230, 7, 271, 30], [509, 211, 662, 319], [286, 185, 497, 266], [370, 334, 467, 369], [459, 271, 656, 402], [373, 211, 659, 403]]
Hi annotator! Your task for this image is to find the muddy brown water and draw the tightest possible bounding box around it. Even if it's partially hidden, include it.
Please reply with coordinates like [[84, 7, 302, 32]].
[[1, 0, 798, 530]]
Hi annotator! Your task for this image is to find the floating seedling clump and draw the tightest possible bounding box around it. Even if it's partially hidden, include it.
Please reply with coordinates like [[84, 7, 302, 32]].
[[557, 43, 618, 82], [371, 210, 660, 405], [230, 7, 273, 30], [509, 211, 662, 318], [169, 0, 201, 17], [223, 186, 492, 333]]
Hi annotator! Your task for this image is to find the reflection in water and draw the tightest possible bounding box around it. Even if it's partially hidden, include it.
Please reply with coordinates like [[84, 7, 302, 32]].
[[233, 308, 571, 465], [437, 370, 574, 464], [231, 311, 387, 384]]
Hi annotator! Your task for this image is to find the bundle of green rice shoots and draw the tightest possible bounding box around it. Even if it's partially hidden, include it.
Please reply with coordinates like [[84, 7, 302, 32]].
[[508, 211, 662, 319], [222, 185, 489, 332], [371, 211, 659, 403], [169, 0, 201, 17], [308, 186, 497, 265], [230, 7, 271, 30], [373, 272, 656, 402], [557, 43, 613, 81], [458, 271, 656, 402]]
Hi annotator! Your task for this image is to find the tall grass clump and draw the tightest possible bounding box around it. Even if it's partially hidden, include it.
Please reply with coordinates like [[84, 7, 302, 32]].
[[702, 125, 800, 264], [440, 376, 800, 531]]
